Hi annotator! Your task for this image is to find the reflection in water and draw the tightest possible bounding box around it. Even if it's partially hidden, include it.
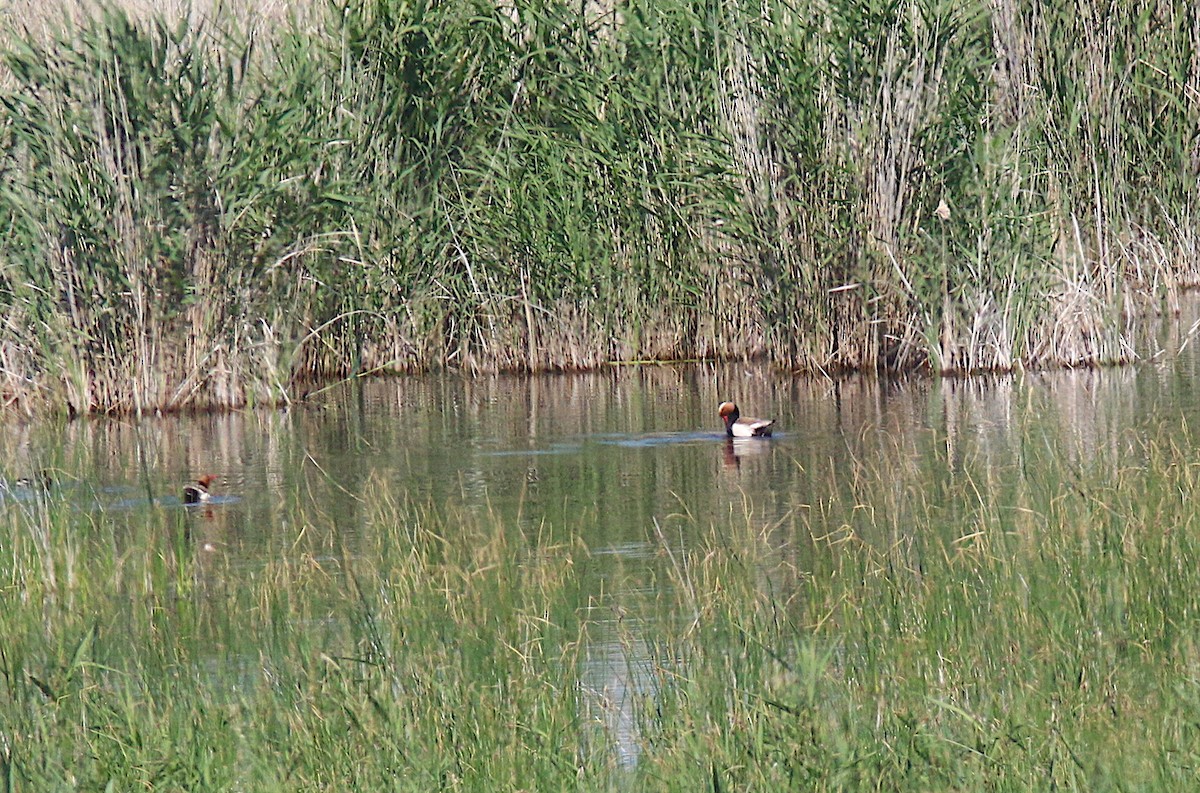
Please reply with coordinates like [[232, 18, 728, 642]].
[[721, 436, 774, 471], [579, 614, 652, 769], [4, 295, 1200, 766]]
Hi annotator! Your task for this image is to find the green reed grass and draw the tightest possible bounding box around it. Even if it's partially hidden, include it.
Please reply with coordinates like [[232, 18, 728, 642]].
[[0, 0, 1196, 413], [627, 427, 1200, 790], [4, 420, 1200, 788]]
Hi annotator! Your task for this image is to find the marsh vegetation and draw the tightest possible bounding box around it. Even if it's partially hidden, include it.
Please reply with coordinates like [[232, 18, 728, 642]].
[[2, 364, 1200, 787], [2, 363, 1200, 788], [0, 0, 1197, 413]]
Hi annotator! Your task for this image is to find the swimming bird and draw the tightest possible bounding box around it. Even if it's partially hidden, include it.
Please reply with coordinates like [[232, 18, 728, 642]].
[[0, 473, 48, 501], [718, 401, 776, 438], [184, 475, 216, 505], [14, 469, 53, 490]]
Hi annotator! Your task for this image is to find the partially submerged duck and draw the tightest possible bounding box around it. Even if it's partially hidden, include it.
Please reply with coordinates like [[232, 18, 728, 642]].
[[718, 402, 776, 438], [14, 469, 53, 489], [184, 475, 216, 505]]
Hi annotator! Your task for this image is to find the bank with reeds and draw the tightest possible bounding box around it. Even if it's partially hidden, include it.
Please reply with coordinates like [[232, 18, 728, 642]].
[[1, 0, 1197, 413]]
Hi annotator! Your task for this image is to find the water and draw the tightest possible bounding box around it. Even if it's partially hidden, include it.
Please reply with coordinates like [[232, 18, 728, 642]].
[[6, 362, 1182, 552], [5, 307, 1200, 767]]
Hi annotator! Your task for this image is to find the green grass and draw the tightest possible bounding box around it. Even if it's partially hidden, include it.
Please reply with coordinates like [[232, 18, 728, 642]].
[[4, 416, 1200, 788], [0, 0, 1196, 414]]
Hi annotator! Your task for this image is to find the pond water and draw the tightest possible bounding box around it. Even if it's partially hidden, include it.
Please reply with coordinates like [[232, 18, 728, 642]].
[[5, 304, 1200, 767]]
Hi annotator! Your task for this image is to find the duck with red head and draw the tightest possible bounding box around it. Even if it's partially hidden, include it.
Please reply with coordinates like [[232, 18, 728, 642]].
[[718, 402, 776, 438], [184, 475, 216, 505]]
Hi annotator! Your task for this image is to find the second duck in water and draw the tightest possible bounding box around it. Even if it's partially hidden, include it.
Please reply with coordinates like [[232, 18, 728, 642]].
[[184, 475, 216, 504]]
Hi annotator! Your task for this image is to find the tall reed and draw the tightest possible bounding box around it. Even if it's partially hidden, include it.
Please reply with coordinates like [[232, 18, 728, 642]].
[[0, 0, 1197, 413]]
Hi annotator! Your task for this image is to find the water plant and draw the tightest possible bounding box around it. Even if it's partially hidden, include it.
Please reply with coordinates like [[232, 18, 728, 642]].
[[1, 0, 1197, 414], [3, 400, 1200, 788]]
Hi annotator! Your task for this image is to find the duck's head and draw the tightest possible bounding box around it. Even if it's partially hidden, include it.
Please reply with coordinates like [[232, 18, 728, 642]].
[[196, 474, 216, 488], [718, 402, 739, 419]]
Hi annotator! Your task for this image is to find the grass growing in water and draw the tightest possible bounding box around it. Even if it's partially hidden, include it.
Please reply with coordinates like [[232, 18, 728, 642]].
[[0, 0, 1197, 413], [4, 421, 1200, 788]]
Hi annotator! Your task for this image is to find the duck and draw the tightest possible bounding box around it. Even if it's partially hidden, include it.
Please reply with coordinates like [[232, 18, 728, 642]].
[[14, 469, 53, 490], [718, 401, 776, 438], [0, 472, 49, 500], [183, 474, 216, 505]]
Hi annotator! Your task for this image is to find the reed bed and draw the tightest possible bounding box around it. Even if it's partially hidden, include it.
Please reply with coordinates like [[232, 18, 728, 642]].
[[2, 417, 1200, 788], [0, 0, 1197, 414]]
